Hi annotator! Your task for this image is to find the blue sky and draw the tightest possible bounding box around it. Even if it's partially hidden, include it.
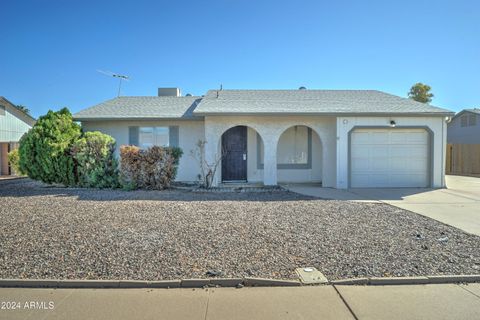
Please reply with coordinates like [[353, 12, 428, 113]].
[[1, 0, 479, 118]]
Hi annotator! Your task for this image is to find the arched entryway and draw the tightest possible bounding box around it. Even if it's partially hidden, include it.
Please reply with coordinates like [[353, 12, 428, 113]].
[[219, 125, 265, 183], [274, 125, 323, 184]]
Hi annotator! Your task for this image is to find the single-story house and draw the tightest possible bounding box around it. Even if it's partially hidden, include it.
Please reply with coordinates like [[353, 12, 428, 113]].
[[447, 108, 480, 144], [73, 88, 453, 189], [0, 97, 36, 175]]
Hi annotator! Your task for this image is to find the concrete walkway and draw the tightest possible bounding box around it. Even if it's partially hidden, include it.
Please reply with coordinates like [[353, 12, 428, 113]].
[[285, 175, 480, 236], [1, 284, 479, 319]]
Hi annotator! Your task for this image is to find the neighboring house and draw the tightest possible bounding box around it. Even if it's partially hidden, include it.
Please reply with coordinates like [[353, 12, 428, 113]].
[[73, 88, 453, 189], [447, 109, 480, 144], [0, 97, 36, 175]]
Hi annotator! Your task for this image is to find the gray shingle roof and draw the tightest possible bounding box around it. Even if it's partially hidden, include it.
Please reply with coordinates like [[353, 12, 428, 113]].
[[73, 96, 202, 121], [193, 90, 453, 116], [451, 108, 480, 120], [464, 108, 480, 115]]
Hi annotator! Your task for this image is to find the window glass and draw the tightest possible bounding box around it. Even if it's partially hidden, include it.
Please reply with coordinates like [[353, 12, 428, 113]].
[[461, 116, 468, 127], [469, 114, 477, 126], [155, 127, 170, 147], [139, 127, 169, 149], [139, 127, 154, 149]]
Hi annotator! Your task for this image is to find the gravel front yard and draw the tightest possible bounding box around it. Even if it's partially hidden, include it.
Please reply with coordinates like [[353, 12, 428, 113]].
[[1, 178, 479, 281]]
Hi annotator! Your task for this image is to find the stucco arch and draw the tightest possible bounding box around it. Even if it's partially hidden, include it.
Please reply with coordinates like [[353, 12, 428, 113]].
[[203, 115, 337, 187], [274, 124, 324, 184], [216, 123, 267, 151], [275, 124, 325, 155], [216, 125, 265, 183]]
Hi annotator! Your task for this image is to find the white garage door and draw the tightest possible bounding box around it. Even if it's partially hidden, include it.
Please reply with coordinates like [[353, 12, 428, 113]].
[[350, 128, 430, 188]]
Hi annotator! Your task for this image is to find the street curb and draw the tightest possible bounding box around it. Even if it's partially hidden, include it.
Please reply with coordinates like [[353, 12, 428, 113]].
[[368, 276, 430, 285], [0, 280, 59, 288], [244, 277, 302, 287], [210, 278, 243, 287], [333, 275, 480, 286], [181, 279, 211, 288], [427, 275, 480, 283], [149, 280, 181, 288], [330, 278, 369, 285], [1, 274, 479, 288], [57, 280, 120, 288]]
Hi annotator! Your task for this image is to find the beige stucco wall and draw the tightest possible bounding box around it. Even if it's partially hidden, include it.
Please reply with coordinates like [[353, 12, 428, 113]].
[[204, 115, 337, 187], [81, 120, 205, 182]]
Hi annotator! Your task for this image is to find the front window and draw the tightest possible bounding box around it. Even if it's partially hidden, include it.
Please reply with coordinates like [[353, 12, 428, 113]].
[[139, 126, 169, 149], [461, 115, 468, 127]]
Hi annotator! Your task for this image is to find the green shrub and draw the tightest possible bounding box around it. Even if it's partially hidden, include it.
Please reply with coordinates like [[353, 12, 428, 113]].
[[119, 145, 183, 190], [7, 149, 24, 175], [19, 108, 81, 186], [71, 131, 119, 188]]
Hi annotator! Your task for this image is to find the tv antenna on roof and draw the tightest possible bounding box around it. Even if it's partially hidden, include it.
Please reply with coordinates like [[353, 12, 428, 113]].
[[97, 70, 130, 97]]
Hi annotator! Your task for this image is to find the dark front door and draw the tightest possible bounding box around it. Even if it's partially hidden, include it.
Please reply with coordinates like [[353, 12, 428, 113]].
[[222, 126, 247, 181]]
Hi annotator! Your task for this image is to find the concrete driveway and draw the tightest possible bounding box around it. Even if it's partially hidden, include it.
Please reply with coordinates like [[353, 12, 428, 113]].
[[285, 175, 480, 236]]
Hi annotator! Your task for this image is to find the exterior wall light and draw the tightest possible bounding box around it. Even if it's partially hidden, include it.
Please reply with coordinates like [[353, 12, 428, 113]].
[[390, 120, 396, 127]]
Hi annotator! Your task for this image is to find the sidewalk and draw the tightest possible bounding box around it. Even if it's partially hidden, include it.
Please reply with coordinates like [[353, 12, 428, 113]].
[[1, 284, 479, 319]]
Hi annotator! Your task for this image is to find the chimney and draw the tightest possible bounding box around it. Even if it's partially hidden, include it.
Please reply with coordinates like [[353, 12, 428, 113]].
[[158, 88, 181, 97]]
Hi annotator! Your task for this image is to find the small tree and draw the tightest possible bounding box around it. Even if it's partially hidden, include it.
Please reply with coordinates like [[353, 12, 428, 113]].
[[16, 105, 30, 115], [408, 83, 434, 103], [19, 108, 81, 186], [71, 131, 119, 188], [8, 149, 24, 175], [190, 140, 225, 188]]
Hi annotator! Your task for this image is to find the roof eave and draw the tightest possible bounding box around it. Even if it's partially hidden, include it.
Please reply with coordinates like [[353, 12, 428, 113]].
[[192, 111, 455, 117], [451, 109, 480, 120], [73, 116, 204, 122]]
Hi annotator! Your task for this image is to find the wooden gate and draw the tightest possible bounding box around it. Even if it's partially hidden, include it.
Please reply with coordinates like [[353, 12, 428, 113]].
[[446, 144, 480, 175]]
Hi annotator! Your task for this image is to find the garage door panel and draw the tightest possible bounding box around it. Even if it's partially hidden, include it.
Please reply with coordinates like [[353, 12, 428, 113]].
[[351, 132, 371, 144], [390, 132, 409, 143], [406, 146, 428, 157], [371, 158, 389, 170], [351, 147, 369, 158], [352, 173, 389, 187], [351, 129, 429, 188], [351, 158, 370, 170], [390, 174, 428, 187], [371, 132, 389, 143], [389, 146, 414, 157], [371, 146, 389, 157], [407, 131, 428, 143]]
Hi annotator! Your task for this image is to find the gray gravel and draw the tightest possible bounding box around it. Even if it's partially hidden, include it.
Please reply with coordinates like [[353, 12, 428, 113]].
[[1, 178, 479, 281]]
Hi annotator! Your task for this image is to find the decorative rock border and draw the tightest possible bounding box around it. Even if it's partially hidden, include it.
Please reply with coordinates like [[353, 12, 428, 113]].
[[0, 275, 479, 289], [191, 186, 286, 193]]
